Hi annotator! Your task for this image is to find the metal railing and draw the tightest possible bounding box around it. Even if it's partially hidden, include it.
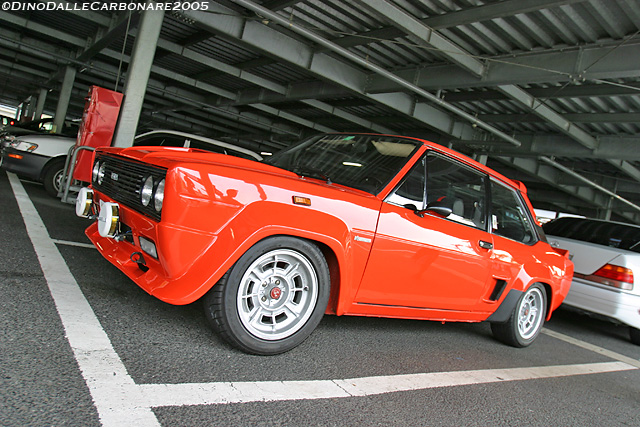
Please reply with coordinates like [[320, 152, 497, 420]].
[[58, 144, 95, 204]]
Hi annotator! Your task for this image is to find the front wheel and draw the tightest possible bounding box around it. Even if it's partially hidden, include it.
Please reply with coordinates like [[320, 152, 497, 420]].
[[630, 327, 640, 345], [204, 237, 330, 355], [42, 159, 66, 197], [491, 284, 547, 347]]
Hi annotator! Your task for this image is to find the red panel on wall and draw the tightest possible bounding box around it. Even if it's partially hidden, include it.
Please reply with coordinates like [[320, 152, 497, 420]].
[[73, 86, 123, 182]]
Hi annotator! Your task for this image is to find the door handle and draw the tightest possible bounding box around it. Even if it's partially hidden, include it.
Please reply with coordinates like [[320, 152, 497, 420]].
[[479, 240, 493, 250]]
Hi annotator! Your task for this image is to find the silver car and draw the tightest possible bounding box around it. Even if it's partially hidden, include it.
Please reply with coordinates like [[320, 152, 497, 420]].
[[543, 217, 640, 345]]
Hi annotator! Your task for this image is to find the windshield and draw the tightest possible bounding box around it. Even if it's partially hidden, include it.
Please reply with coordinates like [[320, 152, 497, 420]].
[[267, 133, 422, 194]]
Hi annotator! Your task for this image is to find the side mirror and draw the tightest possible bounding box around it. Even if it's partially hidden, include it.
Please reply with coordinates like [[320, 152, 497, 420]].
[[404, 203, 452, 218], [424, 205, 453, 218]]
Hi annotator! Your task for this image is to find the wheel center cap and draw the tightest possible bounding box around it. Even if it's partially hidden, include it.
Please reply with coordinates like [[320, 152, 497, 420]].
[[270, 287, 282, 300]]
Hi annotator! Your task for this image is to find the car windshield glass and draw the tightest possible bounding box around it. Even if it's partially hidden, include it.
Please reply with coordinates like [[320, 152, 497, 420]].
[[267, 134, 421, 194], [543, 217, 640, 254]]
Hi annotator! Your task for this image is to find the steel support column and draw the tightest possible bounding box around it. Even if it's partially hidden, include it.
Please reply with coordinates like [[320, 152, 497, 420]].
[[112, 9, 164, 148], [34, 88, 47, 120], [53, 65, 76, 132]]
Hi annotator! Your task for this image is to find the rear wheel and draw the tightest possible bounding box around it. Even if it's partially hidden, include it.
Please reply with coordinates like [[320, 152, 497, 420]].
[[204, 236, 330, 355], [630, 327, 640, 345], [491, 284, 547, 347], [42, 159, 66, 197]]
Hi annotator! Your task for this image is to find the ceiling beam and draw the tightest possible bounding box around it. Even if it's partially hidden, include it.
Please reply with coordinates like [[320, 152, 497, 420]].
[[333, 0, 582, 50], [494, 156, 640, 224], [477, 112, 640, 123], [366, 42, 640, 92], [354, 0, 640, 183], [456, 134, 640, 161]]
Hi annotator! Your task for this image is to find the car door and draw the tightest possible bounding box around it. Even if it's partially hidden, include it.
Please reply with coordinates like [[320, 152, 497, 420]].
[[355, 152, 496, 312]]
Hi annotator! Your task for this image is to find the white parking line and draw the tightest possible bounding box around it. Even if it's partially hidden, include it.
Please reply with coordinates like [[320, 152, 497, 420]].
[[8, 173, 159, 427], [8, 171, 639, 426], [136, 361, 633, 407], [542, 328, 640, 368]]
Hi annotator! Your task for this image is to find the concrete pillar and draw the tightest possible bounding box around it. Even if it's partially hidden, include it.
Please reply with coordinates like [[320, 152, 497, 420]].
[[112, 9, 165, 148], [34, 88, 48, 120], [475, 154, 488, 165], [53, 66, 76, 132]]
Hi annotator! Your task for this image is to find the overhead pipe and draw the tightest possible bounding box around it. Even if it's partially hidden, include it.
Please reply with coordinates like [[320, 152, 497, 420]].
[[539, 156, 640, 214]]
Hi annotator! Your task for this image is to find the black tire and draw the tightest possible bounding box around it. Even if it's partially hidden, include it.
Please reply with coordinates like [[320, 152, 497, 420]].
[[204, 236, 331, 355], [42, 158, 66, 197], [630, 327, 640, 345], [491, 284, 547, 348]]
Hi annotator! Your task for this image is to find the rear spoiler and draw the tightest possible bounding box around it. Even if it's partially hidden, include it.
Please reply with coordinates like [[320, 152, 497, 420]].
[[552, 247, 571, 259]]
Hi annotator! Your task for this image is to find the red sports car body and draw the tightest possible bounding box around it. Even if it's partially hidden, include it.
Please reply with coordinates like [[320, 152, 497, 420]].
[[79, 133, 573, 354]]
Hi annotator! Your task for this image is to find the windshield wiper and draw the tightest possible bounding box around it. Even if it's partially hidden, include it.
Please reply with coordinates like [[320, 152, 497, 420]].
[[293, 165, 332, 184]]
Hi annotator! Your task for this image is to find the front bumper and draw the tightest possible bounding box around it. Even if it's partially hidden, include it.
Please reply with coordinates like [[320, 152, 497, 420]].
[[563, 277, 640, 329], [85, 193, 222, 305], [0, 147, 49, 180]]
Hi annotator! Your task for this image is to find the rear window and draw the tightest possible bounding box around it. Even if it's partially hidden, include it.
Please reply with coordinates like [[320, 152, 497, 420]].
[[543, 217, 640, 253]]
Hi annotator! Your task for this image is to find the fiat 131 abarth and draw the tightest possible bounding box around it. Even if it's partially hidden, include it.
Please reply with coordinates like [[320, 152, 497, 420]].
[[77, 133, 573, 355]]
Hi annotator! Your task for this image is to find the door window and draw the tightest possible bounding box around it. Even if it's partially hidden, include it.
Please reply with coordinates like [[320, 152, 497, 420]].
[[490, 181, 537, 244], [387, 153, 487, 229]]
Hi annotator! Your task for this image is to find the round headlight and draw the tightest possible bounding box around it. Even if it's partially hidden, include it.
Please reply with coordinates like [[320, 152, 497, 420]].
[[154, 179, 165, 212], [97, 163, 106, 185], [92, 161, 101, 183], [92, 161, 99, 183], [141, 176, 154, 206]]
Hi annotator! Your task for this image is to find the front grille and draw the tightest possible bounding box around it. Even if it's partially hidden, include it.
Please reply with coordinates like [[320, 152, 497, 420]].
[[93, 153, 167, 221]]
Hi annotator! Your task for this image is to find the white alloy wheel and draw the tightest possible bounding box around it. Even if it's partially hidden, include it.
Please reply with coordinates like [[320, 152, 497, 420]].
[[237, 249, 318, 340], [517, 287, 545, 340]]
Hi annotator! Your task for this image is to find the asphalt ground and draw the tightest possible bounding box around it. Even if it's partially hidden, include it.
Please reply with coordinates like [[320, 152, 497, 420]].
[[1, 169, 639, 427]]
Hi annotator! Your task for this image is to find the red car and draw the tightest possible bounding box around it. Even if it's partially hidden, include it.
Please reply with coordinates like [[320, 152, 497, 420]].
[[77, 133, 573, 355]]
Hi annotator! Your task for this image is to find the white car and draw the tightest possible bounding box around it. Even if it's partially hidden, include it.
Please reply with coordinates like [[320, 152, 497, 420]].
[[1, 130, 261, 197], [1, 133, 76, 196], [133, 130, 262, 161], [543, 217, 640, 345]]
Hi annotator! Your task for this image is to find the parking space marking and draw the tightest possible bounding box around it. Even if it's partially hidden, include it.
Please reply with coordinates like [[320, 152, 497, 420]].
[[8, 171, 639, 426], [135, 361, 634, 407], [52, 238, 97, 249], [8, 173, 160, 427], [543, 328, 640, 368]]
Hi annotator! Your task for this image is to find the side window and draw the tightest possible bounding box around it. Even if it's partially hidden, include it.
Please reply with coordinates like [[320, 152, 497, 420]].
[[490, 181, 537, 244], [425, 154, 487, 229], [386, 156, 426, 209], [387, 153, 487, 229]]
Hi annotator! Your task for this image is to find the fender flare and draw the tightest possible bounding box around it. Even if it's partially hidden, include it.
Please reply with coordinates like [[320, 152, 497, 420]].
[[486, 289, 523, 323]]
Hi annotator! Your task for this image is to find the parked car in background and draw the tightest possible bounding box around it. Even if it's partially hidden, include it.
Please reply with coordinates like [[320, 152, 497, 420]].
[[1, 115, 15, 127], [1, 118, 79, 152], [76, 132, 573, 355], [1, 129, 261, 198], [1, 118, 79, 137], [133, 130, 262, 161], [0, 133, 76, 196], [544, 217, 640, 345]]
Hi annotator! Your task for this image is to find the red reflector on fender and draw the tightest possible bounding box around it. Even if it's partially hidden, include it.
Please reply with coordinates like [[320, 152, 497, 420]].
[[8, 153, 23, 159]]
